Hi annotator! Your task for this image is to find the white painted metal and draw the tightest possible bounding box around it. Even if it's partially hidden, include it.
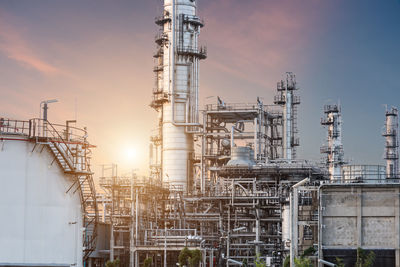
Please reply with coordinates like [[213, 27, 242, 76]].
[[281, 204, 290, 250], [0, 136, 83, 266], [341, 164, 386, 183], [383, 107, 399, 179], [159, 0, 203, 192], [284, 89, 293, 160], [274, 72, 299, 161], [227, 146, 254, 167], [321, 104, 344, 181], [290, 178, 309, 267]]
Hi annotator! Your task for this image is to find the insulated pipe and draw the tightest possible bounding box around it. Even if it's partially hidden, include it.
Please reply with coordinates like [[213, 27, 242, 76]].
[[293, 177, 310, 189], [254, 118, 258, 161], [284, 88, 293, 160], [318, 259, 336, 267], [290, 178, 309, 267], [231, 126, 235, 148], [227, 259, 243, 266]]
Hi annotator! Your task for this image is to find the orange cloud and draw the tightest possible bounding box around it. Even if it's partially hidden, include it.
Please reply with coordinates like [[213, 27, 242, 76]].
[[0, 10, 62, 75]]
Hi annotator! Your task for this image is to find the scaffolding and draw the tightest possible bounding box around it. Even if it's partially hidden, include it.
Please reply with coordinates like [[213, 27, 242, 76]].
[[320, 104, 345, 181], [383, 107, 399, 180], [274, 72, 300, 160]]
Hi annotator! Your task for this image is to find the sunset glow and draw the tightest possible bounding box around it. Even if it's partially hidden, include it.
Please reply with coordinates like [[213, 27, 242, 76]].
[[0, 0, 399, 173]]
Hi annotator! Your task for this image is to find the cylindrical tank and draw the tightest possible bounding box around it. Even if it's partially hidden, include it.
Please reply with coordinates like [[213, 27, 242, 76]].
[[227, 146, 255, 167], [159, 0, 204, 192], [0, 135, 83, 266]]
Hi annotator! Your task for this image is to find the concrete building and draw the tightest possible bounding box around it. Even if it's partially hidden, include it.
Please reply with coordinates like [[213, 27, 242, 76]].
[[319, 184, 400, 266]]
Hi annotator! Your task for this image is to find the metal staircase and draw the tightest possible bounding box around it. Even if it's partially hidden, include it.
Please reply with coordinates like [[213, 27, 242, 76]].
[[31, 119, 99, 261], [48, 142, 74, 172]]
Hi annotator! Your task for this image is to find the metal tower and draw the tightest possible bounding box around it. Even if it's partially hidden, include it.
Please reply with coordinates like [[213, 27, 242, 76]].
[[150, 0, 206, 192], [320, 104, 345, 181], [383, 107, 399, 180], [274, 72, 300, 160]]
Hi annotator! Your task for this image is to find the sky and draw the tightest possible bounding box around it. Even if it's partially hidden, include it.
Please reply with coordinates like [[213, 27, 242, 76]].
[[0, 0, 400, 176]]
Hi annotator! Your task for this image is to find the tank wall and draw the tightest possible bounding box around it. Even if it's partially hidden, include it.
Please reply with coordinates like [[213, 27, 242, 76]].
[[0, 138, 83, 266]]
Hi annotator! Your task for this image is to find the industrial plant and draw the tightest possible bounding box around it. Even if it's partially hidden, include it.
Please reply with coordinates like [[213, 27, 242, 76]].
[[1, 0, 400, 267]]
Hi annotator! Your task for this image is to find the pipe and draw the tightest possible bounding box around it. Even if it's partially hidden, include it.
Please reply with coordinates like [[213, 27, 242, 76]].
[[254, 117, 258, 161], [226, 259, 243, 266], [318, 259, 336, 267], [290, 177, 309, 267], [169, 0, 201, 127], [231, 126, 235, 148], [293, 177, 310, 189]]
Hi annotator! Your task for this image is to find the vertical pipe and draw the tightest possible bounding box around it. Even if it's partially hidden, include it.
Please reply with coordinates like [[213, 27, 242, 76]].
[[210, 249, 214, 267], [226, 206, 230, 267], [171, 0, 175, 108], [254, 118, 258, 161], [135, 188, 139, 246], [164, 223, 167, 267], [293, 187, 299, 263], [231, 126, 235, 149], [285, 89, 292, 161], [130, 174, 134, 267], [255, 208, 260, 255], [110, 166, 115, 261], [289, 190, 294, 267], [201, 111, 206, 194]]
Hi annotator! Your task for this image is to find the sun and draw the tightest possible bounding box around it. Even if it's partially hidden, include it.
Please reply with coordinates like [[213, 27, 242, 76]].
[[124, 147, 138, 161]]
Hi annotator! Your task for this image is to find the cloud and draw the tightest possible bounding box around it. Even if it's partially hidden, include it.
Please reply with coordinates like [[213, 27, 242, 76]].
[[0, 9, 62, 75], [200, 0, 325, 86]]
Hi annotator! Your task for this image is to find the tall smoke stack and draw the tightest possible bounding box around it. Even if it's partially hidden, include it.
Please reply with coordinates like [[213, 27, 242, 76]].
[[150, 0, 206, 192], [383, 107, 399, 180]]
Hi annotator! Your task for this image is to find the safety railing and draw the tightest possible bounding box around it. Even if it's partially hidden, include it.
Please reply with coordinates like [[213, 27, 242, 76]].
[[177, 45, 207, 59], [383, 128, 397, 136], [183, 15, 204, 27], [1, 118, 92, 172], [0, 118, 31, 135], [324, 104, 339, 113], [206, 102, 261, 111], [155, 14, 171, 26]]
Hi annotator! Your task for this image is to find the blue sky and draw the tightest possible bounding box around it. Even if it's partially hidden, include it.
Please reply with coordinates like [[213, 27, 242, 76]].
[[0, 0, 399, 174]]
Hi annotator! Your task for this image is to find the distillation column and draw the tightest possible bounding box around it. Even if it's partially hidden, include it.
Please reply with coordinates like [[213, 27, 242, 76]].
[[320, 104, 344, 181], [383, 107, 399, 179], [150, 0, 206, 192], [274, 72, 300, 161]]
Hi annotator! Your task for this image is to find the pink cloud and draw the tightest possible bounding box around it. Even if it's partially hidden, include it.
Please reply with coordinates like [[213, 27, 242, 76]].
[[200, 0, 325, 86], [0, 10, 62, 75]]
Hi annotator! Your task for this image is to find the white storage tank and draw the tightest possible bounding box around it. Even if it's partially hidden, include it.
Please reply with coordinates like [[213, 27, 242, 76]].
[[0, 120, 84, 267], [227, 146, 255, 167]]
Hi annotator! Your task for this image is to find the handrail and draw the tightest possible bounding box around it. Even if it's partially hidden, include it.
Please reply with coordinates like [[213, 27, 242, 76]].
[[31, 118, 76, 171], [83, 166, 98, 259], [0, 119, 30, 135], [0, 118, 89, 144]]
